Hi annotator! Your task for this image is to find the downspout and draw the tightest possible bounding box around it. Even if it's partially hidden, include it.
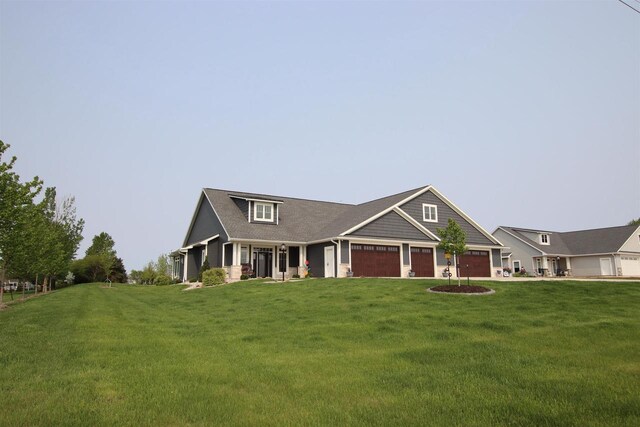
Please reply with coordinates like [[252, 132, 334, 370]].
[[331, 239, 339, 277]]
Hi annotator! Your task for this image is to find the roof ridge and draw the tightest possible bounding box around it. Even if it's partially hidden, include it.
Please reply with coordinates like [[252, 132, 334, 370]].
[[203, 188, 354, 206], [354, 185, 428, 206]]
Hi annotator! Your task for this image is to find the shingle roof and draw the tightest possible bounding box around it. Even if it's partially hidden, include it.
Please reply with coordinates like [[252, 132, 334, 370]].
[[203, 186, 428, 242], [499, 225, 639, 255]]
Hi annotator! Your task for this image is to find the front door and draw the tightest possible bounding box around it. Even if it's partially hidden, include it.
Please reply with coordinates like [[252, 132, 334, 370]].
[[324, 246, 335, 278], [253, 249, 273, 278]]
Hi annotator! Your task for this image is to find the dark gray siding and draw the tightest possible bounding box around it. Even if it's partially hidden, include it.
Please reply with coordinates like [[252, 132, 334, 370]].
[[289, 246, 300, 267], [207, 240, 222, 268], [232, 198, 249, 220], [492, 249, 501, 267], [307, 242, 336, 278], [400, 190, 495, 246], [187, 248, 200, 281], [224, 244, 233, 267], [185, 195, 228, 246], [340, 240, 350, 264], [348, 211, 434, 241], [403, 244, 410, 265], [436, 248, 447, 265]]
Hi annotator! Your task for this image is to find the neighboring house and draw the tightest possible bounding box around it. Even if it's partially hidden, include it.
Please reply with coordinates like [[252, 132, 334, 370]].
[[172, 185, 503, 282], [493, 225, 640, 277]]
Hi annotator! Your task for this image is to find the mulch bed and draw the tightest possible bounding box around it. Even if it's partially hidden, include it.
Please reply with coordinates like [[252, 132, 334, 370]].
[[429, 285, 493, 294]]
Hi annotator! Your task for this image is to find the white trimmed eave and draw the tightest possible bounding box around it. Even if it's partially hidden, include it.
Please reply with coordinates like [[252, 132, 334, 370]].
[[229, 195, 284, 205], [339, 186, 433, 236], [181, 234, 220, 251], [617, 224, 640, 252], [496, 227, 546, 255], [393, 207, 441, 241], [428, 186, 503, 246], [227, 238, 306, 245]]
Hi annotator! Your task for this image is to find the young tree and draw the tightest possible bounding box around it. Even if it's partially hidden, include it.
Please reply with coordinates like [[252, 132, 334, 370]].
[[628, 218, 640, 226], [0, 141, 43, 303], [437, 219, 468, 286]]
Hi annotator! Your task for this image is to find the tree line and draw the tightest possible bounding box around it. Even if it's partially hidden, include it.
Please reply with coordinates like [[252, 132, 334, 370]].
[[0, 141, 127, 303]]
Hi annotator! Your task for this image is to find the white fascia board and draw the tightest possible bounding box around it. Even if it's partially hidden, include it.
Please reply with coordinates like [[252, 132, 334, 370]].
[[181, 235, 219, 251], [227, 238, 306, 245], [339, 186, 433, 236], [393, 207, 441, 241], [182, 191, 206, 247], [229, 195, 284, 204], [617, 224, 640, 252], [496, 227, 546, 255], [428, 186, 503, 246]]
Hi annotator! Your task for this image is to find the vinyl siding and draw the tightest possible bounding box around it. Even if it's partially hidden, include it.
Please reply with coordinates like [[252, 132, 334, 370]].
[[341, 240, 350, 264], [348, 210, 433, 241], [492, 249, 501, 267], [307, 242, 336, 278], [185, 195, 228, 246], [400, 190, 495, 246], [207, 240, 222, 268], [403, 244, 410, 265], [493, 228, 543, 273]]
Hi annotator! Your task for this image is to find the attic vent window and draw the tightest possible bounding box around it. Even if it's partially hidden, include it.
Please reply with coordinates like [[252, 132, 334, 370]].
[[540, 234, 550, 245], [254, 202, 273, 222], [422, 204, 438, 223]]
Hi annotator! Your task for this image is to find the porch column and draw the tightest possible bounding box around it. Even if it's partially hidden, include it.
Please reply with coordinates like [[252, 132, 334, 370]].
[[565, 257, 571, 271], [542, 256, 549, 276]]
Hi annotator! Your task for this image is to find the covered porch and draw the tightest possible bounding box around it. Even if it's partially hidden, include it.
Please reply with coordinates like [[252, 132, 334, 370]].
[[534, 255, 572, 277], [223, 241, 308, 280]]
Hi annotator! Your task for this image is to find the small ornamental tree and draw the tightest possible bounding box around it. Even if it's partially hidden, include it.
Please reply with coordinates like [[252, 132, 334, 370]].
[[436, 219, 468, 286], [198, 258, 210, 282]]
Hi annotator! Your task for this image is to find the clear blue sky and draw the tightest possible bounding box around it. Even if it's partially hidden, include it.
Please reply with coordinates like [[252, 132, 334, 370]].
[[1, 1, 638, 271]]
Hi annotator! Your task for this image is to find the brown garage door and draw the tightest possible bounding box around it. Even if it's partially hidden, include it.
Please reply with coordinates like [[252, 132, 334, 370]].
[[458, 250, 491, 277], [351, 244, 400, 277], [411, 247, 434, 277]]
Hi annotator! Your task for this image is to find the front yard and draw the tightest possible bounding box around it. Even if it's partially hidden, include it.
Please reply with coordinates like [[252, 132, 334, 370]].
[[0, 279, 638, 426]]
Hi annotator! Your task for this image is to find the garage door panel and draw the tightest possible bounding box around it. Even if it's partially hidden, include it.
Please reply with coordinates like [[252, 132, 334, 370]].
[[351, 244, 400, 277], [411, 247, 434, 277], [458, 250, 491, 277]]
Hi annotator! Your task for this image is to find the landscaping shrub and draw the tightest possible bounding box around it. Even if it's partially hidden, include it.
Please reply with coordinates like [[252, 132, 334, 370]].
[[240, 274, 249, 280], [154, 274, 172, 286], [202, 268, 226, 286], [292, 274, 300, 279], [198, 258, 211, 282]]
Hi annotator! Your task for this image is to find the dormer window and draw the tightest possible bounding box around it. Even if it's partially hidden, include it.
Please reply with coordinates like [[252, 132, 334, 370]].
[[422, 204, 438, 223], [254, 202, 273, 222], [540, 234, 550, 245]]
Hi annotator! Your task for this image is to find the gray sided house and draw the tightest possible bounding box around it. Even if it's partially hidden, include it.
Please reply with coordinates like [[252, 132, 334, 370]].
[[172, 185, 503, 281], [493, 225, 640, 277]]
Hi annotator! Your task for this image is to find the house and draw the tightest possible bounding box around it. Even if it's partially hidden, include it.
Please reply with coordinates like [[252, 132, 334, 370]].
[[172, 185, 503, 282], [493, 225, 640, 277]]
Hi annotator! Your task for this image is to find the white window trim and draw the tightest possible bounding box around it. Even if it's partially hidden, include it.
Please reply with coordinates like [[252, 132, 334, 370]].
[[422, 203, 438, 223], [254, 202, 273, 222], [540, 234, 550, 245], [513, 260, 521, 272]]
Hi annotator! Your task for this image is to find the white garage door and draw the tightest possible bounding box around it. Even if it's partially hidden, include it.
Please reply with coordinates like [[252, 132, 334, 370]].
[[621, 256, 640, 277]]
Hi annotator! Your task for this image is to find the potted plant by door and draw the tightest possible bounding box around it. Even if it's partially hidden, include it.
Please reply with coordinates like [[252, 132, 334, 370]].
[[408, 270, 416, 278], [346, 268, 354, 278]]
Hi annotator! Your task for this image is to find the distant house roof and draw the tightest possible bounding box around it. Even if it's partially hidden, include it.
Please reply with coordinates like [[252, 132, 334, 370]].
[[497, 225, 639, 255]]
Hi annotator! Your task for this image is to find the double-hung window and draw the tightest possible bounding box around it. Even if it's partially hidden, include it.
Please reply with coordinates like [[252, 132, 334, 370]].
[[422, 204, 438, 222], [254, 202, 273, 222]]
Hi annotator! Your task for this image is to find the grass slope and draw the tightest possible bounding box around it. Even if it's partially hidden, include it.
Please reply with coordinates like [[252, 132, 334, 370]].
[[1, 279, 639, 426]]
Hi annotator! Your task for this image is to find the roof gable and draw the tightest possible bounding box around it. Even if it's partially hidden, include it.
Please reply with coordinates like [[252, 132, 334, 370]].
[[347, 210, 437, 242]]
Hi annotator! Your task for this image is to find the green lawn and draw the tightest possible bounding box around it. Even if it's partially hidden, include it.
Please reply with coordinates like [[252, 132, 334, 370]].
[[1, 279, 639, 426]]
